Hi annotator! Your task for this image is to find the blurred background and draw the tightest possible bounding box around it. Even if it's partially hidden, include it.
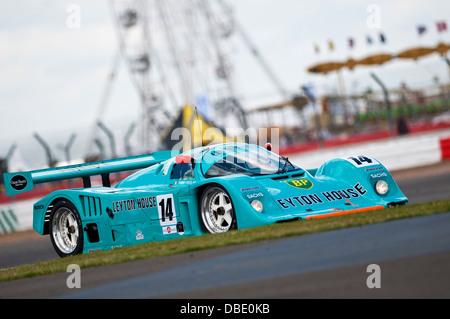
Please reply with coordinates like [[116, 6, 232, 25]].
[[0, 0, 449, 171]]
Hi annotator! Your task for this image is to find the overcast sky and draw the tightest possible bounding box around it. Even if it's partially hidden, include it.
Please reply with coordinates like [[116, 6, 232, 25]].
[[1, 0, 449, 165]]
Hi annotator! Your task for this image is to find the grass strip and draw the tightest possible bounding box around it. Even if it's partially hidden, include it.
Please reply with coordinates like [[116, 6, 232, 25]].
[[1, 199, 450, 282]]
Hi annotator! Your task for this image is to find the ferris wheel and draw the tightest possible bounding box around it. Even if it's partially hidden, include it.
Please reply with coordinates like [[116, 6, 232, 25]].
[[97, 0, 289, 155]]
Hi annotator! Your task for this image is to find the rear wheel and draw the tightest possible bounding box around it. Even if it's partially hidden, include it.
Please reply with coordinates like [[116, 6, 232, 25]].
[[49, 200, 83, 257], [200, 186, 236, 233]]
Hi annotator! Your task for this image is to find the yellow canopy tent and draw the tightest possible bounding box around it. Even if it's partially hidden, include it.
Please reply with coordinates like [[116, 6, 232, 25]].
[[357, 53, 392, 66], [396, 46, 435, 60], [307, 62, 345, 74], [160, 105, 241, 152]]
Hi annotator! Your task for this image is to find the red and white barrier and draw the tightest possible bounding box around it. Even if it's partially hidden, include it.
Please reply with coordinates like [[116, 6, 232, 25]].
[[440, 137, 450, 160], [289, 129, 450, 171]]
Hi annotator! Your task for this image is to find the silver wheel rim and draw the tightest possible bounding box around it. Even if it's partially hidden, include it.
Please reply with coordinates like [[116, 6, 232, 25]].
[[201, 188, 234, 233], [52, 207, 79, 254]]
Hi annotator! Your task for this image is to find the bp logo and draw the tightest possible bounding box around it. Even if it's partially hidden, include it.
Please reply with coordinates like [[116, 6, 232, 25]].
[[286, 178, 313, 190]]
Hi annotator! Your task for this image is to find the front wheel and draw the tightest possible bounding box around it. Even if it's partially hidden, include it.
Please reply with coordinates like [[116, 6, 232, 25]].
[[200, 186, 236, 233], [49, 200, 84, 257]]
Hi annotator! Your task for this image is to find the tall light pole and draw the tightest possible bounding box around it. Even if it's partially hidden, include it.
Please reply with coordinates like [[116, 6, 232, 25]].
[[301, 85, 323, 149], [370, 72, 394, 137]]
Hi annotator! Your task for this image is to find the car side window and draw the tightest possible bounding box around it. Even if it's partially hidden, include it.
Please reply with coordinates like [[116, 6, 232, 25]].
[[170, 163, 194, 180]]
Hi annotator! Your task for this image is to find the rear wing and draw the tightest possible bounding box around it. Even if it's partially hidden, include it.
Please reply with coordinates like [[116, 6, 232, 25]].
[[2, 150, 176, 197]]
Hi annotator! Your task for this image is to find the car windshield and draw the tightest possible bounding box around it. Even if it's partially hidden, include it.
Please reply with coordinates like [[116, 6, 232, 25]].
[[202, 144, 301, 178]]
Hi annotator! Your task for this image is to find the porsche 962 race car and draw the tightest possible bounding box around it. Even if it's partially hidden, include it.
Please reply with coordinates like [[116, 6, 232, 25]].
[[3, 143, 408, 257]]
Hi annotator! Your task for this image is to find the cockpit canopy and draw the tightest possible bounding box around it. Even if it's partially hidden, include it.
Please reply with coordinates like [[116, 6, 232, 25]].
[[199, 143, 301, 178]]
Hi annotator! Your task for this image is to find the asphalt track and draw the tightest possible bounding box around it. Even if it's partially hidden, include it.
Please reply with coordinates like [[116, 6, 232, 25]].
[[0, 161, 449, 299]]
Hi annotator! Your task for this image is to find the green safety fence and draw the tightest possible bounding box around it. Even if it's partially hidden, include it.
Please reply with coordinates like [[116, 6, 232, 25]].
[[0, 208, 18, 234]]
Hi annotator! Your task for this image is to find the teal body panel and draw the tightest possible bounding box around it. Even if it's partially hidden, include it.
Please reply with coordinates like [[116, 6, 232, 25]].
[[28, 143, 407, 254]]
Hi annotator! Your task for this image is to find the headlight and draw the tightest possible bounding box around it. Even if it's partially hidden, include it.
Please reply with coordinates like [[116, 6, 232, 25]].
[[251, 200, 263, 212], [375, 180, 389, 195]]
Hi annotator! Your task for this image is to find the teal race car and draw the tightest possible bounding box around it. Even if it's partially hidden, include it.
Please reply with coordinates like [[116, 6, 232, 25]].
[[3, 143, 408, 257]]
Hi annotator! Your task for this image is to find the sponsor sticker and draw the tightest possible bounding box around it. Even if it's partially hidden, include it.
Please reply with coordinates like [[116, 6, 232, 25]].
[[240, 186, 260, 192], [112, 196, 156, 213], [246, 192, 264, 199], [365, 166, 384, 172], [162, 225, 177, 234], [136, 230, 144, 240], [286, 178, 313, 190], [157, 194, 177, 226], [277, 183, 367, 209], [370, 172, 387, 179], [10, 175, 27, 191], [344, 156, 380, 168]]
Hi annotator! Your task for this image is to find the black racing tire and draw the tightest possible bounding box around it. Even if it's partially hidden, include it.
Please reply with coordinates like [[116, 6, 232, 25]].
[[49, 199, 84, 257], [200, 185, 236, 233]]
